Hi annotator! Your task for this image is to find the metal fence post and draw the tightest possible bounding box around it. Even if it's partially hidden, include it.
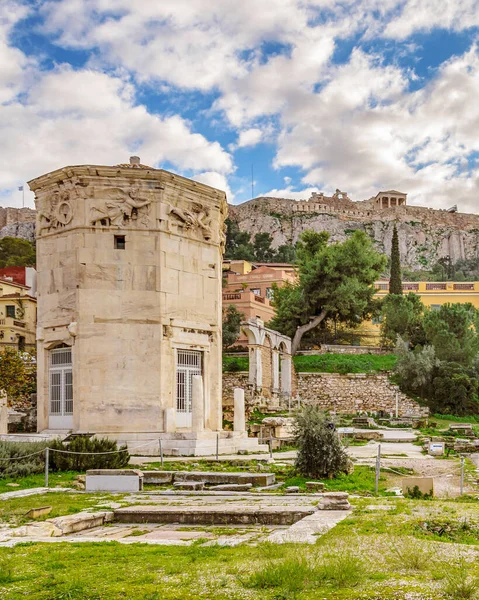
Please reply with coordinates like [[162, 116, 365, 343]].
[[375, 443, 381, 495], [44, 447, 49, 488], [159, 438, 163, 468], [460, 455, 465, 495], [269, 430, 273, 460], [216, 433, 219, 461]]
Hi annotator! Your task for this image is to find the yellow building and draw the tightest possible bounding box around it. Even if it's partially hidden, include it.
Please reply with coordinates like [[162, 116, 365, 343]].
[[0, 277, 36, 352], [359, 281, 479, 346]]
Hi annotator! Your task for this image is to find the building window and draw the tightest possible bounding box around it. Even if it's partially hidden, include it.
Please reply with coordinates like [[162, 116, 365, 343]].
[[372, 315, 383, 325], [176, 350, 202, 414], [430, 304, 441, 312], [114, 235, 126, 249], [266, 287, 274, 300], [251, 288, 261, 296], [49, 347, 73, 416], [18, 336, 25, 352], [6, 306, 15, 318]]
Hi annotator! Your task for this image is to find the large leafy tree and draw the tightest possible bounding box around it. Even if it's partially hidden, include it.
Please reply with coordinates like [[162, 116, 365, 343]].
[[224, 219, 255, 261], [0, 237, 36, 268], [423, 303, 479, 366], [0, 348, 36, 406], [389, 224, 402, 295], [270, 230, 386, 354], [222, 304, 244, 349], [380, 293, 426, 348]]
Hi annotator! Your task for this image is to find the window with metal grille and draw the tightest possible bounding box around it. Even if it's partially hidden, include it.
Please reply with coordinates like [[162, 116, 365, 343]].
[[6, 306, 15, 318], [176, 350, 202, 414], [49, 347, 73, 416]]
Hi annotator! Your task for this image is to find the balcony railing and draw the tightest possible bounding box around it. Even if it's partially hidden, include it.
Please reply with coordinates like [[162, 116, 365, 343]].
[[254, 295, 265, 304], [13, 320, 26, 328], [223, 293, 242, 300], [402, 283, 419, 291], [426, 283, 447, 290], [453, 283, 475, 290]]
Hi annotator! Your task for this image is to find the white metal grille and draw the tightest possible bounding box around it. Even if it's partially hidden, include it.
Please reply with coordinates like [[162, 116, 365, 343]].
[[49, 348, 73, 416], [176, 350, 202, 414]]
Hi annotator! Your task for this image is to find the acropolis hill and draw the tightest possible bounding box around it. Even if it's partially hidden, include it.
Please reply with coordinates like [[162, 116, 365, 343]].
[[228, 189, 479, 269], [2, 188, 479, 269]]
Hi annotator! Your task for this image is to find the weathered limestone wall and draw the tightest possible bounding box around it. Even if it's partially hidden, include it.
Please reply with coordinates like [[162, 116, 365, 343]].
[[30, 160, 227, 435], [297, 372, 428, 416]]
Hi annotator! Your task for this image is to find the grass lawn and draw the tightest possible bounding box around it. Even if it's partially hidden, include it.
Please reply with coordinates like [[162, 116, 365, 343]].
[[1, 498, 479, 599], [293, 353, 397, 374], [223, 353, 397, 374]]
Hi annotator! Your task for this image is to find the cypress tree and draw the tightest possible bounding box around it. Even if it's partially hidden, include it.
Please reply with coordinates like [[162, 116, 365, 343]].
[[389, 224, 402, 295]]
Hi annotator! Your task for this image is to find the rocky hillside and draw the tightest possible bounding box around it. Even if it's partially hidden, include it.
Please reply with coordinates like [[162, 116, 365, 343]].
[[0, 207, 36, 242], [229, 196, 479, 270]]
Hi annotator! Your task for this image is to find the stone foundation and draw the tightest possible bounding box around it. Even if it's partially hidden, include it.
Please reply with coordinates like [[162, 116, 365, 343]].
[[297, 372, 428, 416]]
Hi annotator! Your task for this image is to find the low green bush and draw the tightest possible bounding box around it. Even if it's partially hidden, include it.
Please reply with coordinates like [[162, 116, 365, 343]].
[[48, 437, 129, 472], [0, 441, 48, 478], [222, 356, 249, 372]]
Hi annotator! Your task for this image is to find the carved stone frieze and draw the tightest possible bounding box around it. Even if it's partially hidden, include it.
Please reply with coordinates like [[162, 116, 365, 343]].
[[38, 190, 73, 234], [90, 187, 152, 228], [167, 202, 212, 240]]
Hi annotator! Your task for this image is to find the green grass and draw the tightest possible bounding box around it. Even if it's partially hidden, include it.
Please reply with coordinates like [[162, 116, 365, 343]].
[[223, 353, 398, 374], [0, 491, 131, 526], [222, 355, 249, 372], [0, 471, 79, 495], [293, 353, 397, 374]]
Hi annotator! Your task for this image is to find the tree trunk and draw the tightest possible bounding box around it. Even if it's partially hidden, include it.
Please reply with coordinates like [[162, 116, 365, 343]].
[[291, 309, 328, 355]]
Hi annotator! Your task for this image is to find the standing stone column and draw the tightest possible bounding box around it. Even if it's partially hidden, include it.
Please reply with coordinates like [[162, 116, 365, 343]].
[[191, 375, 204, 432], [233, 387, 246, 432], [0, 390, 8, 435], [272, 351, 280, 391], [163, 407, 176, 433]]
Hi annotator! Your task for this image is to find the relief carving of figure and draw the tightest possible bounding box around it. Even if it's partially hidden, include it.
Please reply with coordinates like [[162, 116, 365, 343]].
[[90, 187, 151, 228], [37, 189, 72, 234], [168, 202, 212, 240]]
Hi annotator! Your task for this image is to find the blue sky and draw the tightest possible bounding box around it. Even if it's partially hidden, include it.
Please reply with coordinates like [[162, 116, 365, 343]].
[[1, 0, 479, 213]]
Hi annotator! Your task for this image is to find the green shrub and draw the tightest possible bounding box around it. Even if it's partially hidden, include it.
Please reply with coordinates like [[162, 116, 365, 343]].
[[294, 406, 351, 478], [48, 437, 129, 472], [222, 355, 249, 372], [0, 441, 48, 478]]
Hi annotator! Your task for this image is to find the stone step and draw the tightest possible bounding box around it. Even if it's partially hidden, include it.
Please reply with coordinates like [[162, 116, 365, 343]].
[[114, 505, 314, 526], [172, 471, 275, 486]]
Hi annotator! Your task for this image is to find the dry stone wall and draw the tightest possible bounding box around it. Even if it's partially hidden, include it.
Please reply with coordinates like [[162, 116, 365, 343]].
[[297, 372, 428, 416], [222, 371, 428, 417]]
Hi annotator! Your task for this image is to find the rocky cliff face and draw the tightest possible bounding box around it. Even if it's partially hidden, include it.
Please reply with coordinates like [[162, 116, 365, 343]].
[[0, 207, 36, 242], [229, 197, 479, 269]]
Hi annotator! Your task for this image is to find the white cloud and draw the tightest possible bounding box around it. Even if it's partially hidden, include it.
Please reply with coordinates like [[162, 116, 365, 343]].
[[261, 186, 318, 201], [3, 0, 479, 214], [236, 128, 263, 148], [193, 171, 233, 202]]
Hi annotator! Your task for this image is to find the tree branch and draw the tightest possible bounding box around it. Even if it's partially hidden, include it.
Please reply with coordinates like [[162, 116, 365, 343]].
[[291, 309, 328, 355]]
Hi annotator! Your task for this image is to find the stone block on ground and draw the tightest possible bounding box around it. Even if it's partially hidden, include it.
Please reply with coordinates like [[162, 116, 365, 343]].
[[173, 481, 205, 491], [402, 477, 434, 497], [285, 486, 299, 494], [306, 482, 325, 491], [86, 469, 144, 492], [208, 483, 252, 491], [317, 492, 351, 511], [142, 471, 175, 485]]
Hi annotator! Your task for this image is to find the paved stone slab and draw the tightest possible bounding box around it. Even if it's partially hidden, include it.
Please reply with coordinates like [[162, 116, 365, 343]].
[[173, 471, 275, 486], [267, 510, 350, 544], [142, 471, 175, 484], [173, 482, 205, 491], [114, 504, 314, 526], [208, 484, 252, 491]]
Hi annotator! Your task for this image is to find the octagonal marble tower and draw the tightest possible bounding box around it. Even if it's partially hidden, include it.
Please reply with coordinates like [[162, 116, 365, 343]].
[[28, 158, 245, 455]]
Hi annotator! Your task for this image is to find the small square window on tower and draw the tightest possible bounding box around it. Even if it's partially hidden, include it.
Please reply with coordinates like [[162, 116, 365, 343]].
[[114, 235, 126, 249]]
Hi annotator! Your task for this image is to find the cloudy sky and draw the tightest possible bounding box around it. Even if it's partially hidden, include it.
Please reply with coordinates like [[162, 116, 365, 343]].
[[1, 0, 479, 212]]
